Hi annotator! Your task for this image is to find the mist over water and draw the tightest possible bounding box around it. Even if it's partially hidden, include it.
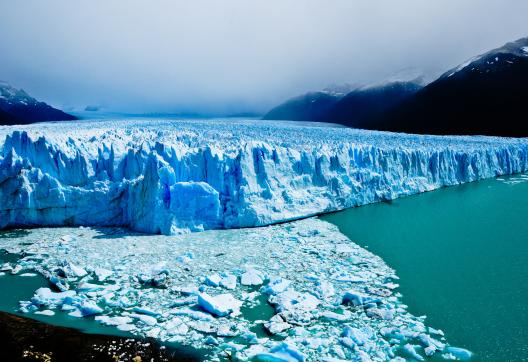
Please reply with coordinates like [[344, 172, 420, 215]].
[[1, 0, 527, 114]]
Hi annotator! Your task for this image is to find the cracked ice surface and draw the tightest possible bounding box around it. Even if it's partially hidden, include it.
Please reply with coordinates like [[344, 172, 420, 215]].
[[1, 119, 528, 234], [0, 218, 469, 361]]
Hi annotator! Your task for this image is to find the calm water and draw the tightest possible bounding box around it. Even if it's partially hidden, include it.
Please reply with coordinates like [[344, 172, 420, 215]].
[[322, 175, 528, 361]]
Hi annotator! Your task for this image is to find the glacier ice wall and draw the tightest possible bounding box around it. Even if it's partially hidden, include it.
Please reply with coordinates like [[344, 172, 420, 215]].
[[1, 119, 528, 234]]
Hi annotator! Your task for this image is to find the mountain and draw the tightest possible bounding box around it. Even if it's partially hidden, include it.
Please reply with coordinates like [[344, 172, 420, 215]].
[[0, 108, 17, 124], [263, 91, 342, 122], [371, 37, 528, 136], [0, 81, 77, 125], [262, 81, 422, 126], [324, 81, 422, 128]]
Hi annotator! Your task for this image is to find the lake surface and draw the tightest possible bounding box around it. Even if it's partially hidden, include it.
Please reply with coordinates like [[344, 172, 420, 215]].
[[322, 174, 528, 361]]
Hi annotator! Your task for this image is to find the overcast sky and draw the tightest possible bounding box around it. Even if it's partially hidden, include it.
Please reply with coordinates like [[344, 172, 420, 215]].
[[1, 0, 527, 114]]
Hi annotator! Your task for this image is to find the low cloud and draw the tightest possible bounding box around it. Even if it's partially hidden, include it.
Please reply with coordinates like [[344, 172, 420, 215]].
[[1, 0, 527, 114]]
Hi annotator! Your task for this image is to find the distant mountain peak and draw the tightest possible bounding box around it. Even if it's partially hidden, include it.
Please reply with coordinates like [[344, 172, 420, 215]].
[[321, 83, 360, 96], [0, 82, 37, 105], [0, 81, 77, 125], [376, 67, 429, 86], [371, 35, 528, 137], [441, 36, 528, 79], [264, 35, 528, 136], [263, 78, 422, 125]]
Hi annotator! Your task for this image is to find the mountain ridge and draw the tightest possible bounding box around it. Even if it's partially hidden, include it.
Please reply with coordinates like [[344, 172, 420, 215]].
[[263, 80, 423, 127], [371, 36, 528, 136], [0, 81, 77, 125], [264, 36, 528, 137]]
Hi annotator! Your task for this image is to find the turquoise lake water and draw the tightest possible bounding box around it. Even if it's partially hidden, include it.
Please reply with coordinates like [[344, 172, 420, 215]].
[[322, 175, 528, 361]]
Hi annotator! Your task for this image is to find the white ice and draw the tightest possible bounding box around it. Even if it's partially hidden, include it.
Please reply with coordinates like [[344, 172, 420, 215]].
[[0, 218, 474, 361], [1, 119, 527, 234]]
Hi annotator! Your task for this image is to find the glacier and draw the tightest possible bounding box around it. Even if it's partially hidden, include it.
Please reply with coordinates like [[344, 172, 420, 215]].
[[1, 119, 528, 234]]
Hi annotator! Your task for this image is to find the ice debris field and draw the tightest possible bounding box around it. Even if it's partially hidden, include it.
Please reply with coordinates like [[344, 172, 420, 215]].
[[0, 118, 527, 361], [1, 219, 471, 361], [1, 119, 528, 234]]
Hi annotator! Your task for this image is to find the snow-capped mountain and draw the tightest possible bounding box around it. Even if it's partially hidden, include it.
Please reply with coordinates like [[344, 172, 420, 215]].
[[372, 37, 528, 136], [320, 82, 359, 97], [264, 37, 528, 137], [440, 38, 528, 80], [262, 91, 343, 122], [0, 81, 77, 125], [323, 81, 422, 128], [263, 80, 422, 125]]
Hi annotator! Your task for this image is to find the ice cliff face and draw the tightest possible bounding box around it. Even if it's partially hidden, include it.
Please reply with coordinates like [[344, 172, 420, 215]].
[[1, 119, 528, 234]]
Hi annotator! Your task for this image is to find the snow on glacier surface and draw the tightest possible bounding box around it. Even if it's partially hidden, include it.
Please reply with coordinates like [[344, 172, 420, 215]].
[[1, 118, 528, 234]]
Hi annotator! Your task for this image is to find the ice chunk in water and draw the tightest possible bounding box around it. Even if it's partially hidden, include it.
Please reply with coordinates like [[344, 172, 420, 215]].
[[34, 309, 55, 316], [445, 346, 473, 360], [342, 290, 380, 306], [67, 263, 87, 277], [95, 315, 133, 326], [265, 314, 291, 334], [94, 268, 112, 281], [220, 274, 237, 290], [268, 289, 320, 325], [197, 292, 242, 317], [241, 269, 266, 286], [131, 313, 157, 326], [261, 277, 291, 295], [402, 344, 424, 361], [80, 301, 103, 316], [255, 342, 305, 362], [341, 326, 370, 346], [31, 288, 76, 307], [205, 273, 222, 287]]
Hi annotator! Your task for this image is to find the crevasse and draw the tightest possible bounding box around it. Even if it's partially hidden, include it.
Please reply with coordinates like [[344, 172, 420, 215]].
[[1, 119, 527, 234]]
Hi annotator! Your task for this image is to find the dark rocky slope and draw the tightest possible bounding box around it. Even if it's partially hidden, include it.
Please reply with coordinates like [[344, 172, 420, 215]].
[[0, 81, 77, 125], [372, 37, 528, 137]]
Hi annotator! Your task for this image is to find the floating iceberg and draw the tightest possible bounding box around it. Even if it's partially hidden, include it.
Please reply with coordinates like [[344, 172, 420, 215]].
[[255, 342, 305, 362], [241, 268, 266, 286], [197, 292, 242, 317], [1, 119, 527, 234]]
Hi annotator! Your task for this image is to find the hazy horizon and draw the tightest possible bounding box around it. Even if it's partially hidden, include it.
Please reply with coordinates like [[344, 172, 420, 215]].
[[1, 0, 527, 115]]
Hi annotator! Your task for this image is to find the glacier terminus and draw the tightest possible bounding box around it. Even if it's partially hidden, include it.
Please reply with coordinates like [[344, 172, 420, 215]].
[[1, 119, 528, 234]]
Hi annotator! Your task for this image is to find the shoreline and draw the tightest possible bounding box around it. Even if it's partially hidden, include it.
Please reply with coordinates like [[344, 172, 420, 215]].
[[0, 311, 201, 362]]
